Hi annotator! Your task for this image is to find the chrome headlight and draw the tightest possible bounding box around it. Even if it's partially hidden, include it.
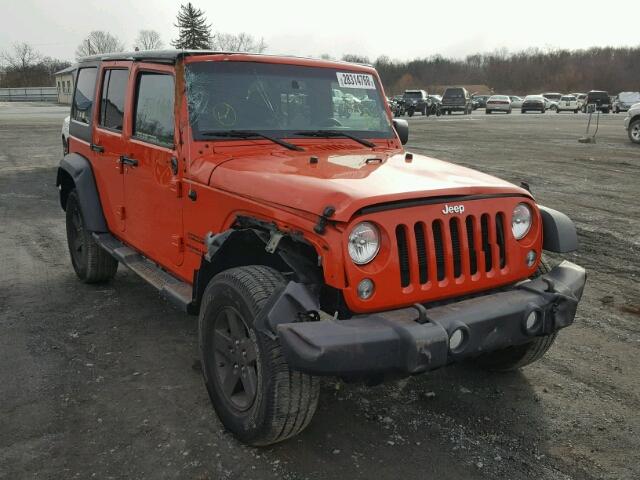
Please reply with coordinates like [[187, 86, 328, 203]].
[[348, 222, 380, 265], [512, 203, 532, 240]]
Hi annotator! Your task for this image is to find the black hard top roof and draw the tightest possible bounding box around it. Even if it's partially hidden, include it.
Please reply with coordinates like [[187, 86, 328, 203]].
[[76, 49, 373, 67], [77, 49, 229, 65]]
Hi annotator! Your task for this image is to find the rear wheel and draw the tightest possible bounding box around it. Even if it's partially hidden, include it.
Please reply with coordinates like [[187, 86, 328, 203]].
[[486, 109, 491, 114], [199, 266, 320, 446], [476, 261, 557, 371], [65, 190, 118, 283], [574, 109, 578, 114]]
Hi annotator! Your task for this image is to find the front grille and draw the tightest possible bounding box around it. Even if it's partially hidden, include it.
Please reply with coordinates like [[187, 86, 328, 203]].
[[395, 213, 508, 288]]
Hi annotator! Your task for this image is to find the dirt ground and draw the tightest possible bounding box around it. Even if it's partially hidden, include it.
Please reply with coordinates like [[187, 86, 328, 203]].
[[1, 102, 638, 480]]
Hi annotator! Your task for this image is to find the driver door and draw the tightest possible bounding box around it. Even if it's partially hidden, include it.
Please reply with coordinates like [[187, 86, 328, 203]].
[[122, 63, 184, 267]]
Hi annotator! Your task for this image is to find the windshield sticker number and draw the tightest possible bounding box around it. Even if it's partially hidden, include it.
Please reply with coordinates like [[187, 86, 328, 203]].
[[336, 72, 376, 90]]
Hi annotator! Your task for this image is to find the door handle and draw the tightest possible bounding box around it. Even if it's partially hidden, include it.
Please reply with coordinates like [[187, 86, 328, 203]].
[[120, 155, 138, 167], [90, 143, 104, 153]]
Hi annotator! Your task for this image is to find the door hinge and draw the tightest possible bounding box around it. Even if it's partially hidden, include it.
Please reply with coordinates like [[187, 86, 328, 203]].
[[170, 179, 182, 198], [171, 235, 184, 252]]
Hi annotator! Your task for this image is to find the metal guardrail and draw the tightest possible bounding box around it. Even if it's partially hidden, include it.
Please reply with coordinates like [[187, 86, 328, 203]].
[[0, 87, 58, 102]]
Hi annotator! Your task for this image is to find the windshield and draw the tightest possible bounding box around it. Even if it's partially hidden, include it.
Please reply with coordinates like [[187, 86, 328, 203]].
[[403, 91, 423, 99], [185, 61, 393, 140], [619, 92, 640, 103]]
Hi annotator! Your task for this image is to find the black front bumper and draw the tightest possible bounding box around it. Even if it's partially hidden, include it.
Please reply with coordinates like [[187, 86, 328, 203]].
[[277, 261, 586, 376]]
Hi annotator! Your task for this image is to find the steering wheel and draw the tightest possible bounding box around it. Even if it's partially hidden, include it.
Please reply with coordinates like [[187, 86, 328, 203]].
[[212, 102, 238, 127]]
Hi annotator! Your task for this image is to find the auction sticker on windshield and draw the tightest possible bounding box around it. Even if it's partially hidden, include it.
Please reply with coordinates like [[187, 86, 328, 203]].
[[336, 72, 376, 90]]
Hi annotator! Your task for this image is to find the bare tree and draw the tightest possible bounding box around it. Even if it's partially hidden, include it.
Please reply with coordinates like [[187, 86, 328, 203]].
[[211, 32, 267, 53], [1, 42, 41, 69], [76, 31, 125, 59], [133, 30, 164, 51]]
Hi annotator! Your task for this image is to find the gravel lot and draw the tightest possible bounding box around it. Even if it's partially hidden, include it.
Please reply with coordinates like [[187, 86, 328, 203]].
[[1, 102, 638, 480]]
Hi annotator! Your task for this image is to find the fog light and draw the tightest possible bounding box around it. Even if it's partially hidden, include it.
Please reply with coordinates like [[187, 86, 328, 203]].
[[526, 250, 537, 267], [525, 311, 539, 332], [449, 328, 465, 351], [357, 278, 375, 300]]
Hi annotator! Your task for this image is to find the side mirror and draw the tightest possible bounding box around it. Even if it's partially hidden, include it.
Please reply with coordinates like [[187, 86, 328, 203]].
[[393, 118, 409, 145]]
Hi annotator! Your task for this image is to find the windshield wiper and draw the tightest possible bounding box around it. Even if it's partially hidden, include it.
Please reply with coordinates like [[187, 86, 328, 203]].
[[294, 130, 376, 148], [201, 130, 304, 152]]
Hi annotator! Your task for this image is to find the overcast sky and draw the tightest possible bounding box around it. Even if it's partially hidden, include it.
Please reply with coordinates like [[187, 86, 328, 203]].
[[1, 0, 638, 62]]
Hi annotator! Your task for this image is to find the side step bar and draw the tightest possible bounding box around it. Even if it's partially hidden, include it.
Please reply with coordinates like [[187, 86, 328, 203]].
[[93, 233, 193, 313]]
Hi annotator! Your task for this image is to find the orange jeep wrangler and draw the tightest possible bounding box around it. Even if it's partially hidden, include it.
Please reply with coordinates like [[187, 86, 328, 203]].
[[57, 50, 586, 446]]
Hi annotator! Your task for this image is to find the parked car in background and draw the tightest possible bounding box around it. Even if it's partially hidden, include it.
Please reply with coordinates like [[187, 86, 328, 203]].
[[441, 87, 473, 115], [624, 102, 640, 144], [427, 94, 442, 116], [62, 115, 70, 155], [613, 92, 640, 113], [573, 93, 587, 109], [583, 90, 611, 113], [542, 92, 562, 102], [472, 94, 490, 109], [521, 95, 546, 113], [556, 95, 579, 113], [543, 98, 558, 111], [485, 95, 512, 114], [402, 89, 429, 116], [509, 96, 524, 108]]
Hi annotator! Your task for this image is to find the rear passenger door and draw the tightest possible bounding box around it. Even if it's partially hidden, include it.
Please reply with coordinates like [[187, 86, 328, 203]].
[[92, 62, 131, 233], [122, 64, 183, 268]]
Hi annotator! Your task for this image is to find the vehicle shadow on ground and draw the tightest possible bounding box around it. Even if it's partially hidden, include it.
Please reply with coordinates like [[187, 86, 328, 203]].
[[263, 361, 549, 479]]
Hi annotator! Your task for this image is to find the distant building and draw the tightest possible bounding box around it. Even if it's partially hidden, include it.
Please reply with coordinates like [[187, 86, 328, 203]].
[[54, 66, 76, 104]]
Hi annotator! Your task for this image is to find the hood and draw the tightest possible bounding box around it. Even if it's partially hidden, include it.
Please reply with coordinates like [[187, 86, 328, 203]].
[[209, 149, 530, 222]]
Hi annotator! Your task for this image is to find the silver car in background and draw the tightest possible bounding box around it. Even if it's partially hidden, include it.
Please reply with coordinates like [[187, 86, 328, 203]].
[[61, 115, 70, 155], [625, 102, 640, 144], [485, 95, 512, 114]]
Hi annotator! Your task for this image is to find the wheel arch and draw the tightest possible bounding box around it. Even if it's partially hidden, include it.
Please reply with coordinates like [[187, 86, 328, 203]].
[[191, 216, 323, 314], [56, 153, 108, 232]]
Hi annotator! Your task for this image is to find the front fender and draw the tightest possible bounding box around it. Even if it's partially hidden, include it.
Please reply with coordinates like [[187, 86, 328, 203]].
[[538, 205, 578, 253]]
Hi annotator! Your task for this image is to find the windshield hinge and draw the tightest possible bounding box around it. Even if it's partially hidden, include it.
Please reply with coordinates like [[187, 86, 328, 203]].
[[314, 205, 336, 235]]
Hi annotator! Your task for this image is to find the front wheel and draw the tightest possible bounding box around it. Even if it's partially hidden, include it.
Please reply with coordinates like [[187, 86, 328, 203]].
[[65, 190, 118, 283], [476, 261, 557, 371], [628, 119, 640, 144], [199, 265, 320, 446]]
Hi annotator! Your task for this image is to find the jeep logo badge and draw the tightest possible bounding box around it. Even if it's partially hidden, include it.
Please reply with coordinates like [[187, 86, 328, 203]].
[[442, 204, 465, 214]]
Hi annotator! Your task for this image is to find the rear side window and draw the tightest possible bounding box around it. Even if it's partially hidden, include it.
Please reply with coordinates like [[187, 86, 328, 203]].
[[134, 72, 175, 146], [72, 67, 97, 124], [99, 69, 129, 131]]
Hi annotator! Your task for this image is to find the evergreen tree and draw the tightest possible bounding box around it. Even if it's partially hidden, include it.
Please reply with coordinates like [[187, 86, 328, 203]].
[[171, 3, 212, 50]]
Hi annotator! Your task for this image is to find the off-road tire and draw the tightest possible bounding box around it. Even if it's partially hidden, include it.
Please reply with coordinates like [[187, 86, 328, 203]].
[[476, 261, 557, 371], [199, 265, 320, 446], [65, 190, 118, 283]]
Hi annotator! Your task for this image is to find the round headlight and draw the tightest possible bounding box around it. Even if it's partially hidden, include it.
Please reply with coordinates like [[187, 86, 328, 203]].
[[512, 203, 532, 240], [348, 222, 380, 265]]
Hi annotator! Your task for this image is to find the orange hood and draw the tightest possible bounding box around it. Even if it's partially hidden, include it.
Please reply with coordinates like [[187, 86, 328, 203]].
[[209, 149, 531, 222]]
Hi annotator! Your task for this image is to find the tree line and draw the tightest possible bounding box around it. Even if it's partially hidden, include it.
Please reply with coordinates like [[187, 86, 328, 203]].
[[0, 2, 265, 88], [360, 46, 640, 95]]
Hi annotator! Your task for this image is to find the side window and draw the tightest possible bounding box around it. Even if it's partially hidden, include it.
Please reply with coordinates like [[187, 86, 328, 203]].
[[134, 72, 175, 147], [99, 69, 129, 131], [71, 67, 97, 124]]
